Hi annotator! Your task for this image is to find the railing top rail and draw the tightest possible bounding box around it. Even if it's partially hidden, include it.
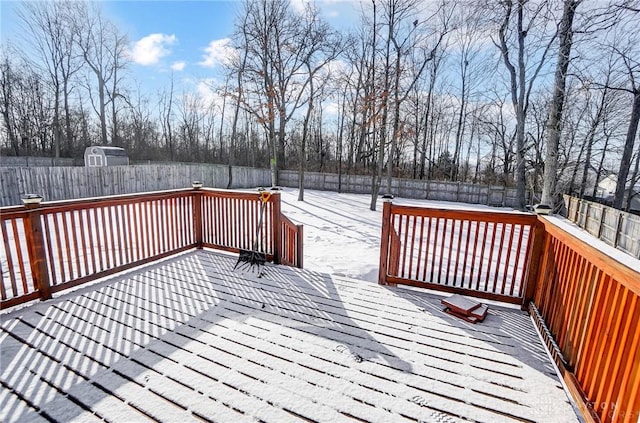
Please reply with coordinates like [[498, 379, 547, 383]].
[[0, 188, 281, 216], [0, 208, 30, 220], [201, 188, 280, 201], [2, 188, 194, 210], [35, 189, 196, 214], [389, 203, 537, 224], [539, 216, 640, 295], [280, 213, 298, 228]]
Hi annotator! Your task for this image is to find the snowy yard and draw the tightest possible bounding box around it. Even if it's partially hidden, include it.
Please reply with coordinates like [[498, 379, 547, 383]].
[[277, 187, 517, 283]]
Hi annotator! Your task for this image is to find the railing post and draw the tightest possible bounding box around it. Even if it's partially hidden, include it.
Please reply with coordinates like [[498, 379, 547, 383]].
[[296, 224, 304, 268], [271, 191, 282, 264], [522, 217, 547, 310], [192, 182, 203, 249], [22, 195, 51, 301], [378, 198, 393, 285]]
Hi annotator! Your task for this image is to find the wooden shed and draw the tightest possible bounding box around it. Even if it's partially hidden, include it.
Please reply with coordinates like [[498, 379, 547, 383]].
[[84, 146, 129, 167]]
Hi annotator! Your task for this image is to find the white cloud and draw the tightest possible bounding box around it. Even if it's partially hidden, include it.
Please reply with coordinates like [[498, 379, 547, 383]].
[[196, 78, 224, 109], [290, 0, 309, 14], [199, 38, 236, 68], [129, 33, 177, 66], [323, 100, 340, 116], [171, 61, 186, 71]]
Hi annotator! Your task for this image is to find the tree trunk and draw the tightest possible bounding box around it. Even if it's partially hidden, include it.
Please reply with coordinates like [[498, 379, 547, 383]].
[[579, 88, 607, 198], [63, 79, 73, 156], [592, 129, 611, 197], [452, 61, 467, 182], [53, 83, 61, 157], [625, 144, 640, 211], [540, 0, 579, 209], [227, 48, 248, 189], [299, 64, 315, 202], [613, 91, 640, 209]]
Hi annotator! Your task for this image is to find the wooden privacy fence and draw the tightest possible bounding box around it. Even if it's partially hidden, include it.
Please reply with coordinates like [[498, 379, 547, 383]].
[[279, 170, 537, 208], [378, 201, 640, 423], [0, 164, 272, 206], [0, 187, 303, 309], [378, 200, 537, 304], [564, 194, 640, 259]]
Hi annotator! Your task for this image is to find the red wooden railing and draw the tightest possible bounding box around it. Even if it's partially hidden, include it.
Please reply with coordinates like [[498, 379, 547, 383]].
[[379, 201, 640, 423], [532, 218, 640, 423], [280, 214, 304, 268], [1, 188, 303, 309], [379, 201, 538, 303], [201, 190, 275, 256]]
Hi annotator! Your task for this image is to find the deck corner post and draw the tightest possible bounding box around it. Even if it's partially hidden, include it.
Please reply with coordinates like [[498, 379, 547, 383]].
[[192, 184, 203, 249], [378, 199, 393, 285], [522, 217, 546, 310], [23, 198, 52, 301], [271, 192, 282, 265]]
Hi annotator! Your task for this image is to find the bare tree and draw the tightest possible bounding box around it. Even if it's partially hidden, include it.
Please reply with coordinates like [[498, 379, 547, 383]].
[[384, 1, 452, 191], [489, 0, 557, 209], [159, 73, 176, 160], [611, 44, 640, 209], [235, 0, 311, 186], [297, 4, 342, 201], [450, 6, 485, 182], [17, 0, 81, 157], [0, 53, 19, 152], [540, 0, 581, 210], [74, 2, 128, 146], [227, 14, 251, 188]]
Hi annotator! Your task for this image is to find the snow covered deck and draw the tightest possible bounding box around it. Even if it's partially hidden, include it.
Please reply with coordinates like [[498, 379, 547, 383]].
[[1, 249, 577, 423]]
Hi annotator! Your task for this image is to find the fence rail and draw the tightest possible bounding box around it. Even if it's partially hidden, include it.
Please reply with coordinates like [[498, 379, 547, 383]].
[[0, 156, 80, 167], [379, 201, 537, 304], [564, 194, 640, 259], [1, 187, 303, 309]]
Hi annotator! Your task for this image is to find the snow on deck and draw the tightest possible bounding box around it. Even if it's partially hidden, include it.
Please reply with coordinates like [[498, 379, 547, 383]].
[[1, 250, 577, 423]]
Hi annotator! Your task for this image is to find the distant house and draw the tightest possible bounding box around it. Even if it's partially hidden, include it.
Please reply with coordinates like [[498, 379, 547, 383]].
[[595, 174, 640, 212]]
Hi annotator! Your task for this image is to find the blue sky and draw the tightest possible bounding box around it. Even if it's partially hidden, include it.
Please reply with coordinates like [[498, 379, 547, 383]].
[[1, 0, 361, 100]]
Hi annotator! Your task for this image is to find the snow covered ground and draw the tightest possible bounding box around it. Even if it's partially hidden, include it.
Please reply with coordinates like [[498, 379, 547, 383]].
[[277, 187, 516, 283]]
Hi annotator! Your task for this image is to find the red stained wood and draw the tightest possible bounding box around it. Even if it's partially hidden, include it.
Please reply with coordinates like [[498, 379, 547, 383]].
[[377, 205, 640, 421], [445, 218, 455, 284], [124, 204, 133, 263], [1, 188, 301, 309], [12, 219, 28, 293], [1, 219, 18, 297], [378, 201, 392, 285], [453, 220, 465, 287], [500, 224, 516, 295], [422, 216, 433, 282]]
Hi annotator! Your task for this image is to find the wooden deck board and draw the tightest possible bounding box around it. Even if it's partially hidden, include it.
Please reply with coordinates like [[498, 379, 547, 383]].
[[1, 250, 578, 423]]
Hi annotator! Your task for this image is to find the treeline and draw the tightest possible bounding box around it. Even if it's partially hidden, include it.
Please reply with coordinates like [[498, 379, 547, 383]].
[[1, 0, 639, 210]]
